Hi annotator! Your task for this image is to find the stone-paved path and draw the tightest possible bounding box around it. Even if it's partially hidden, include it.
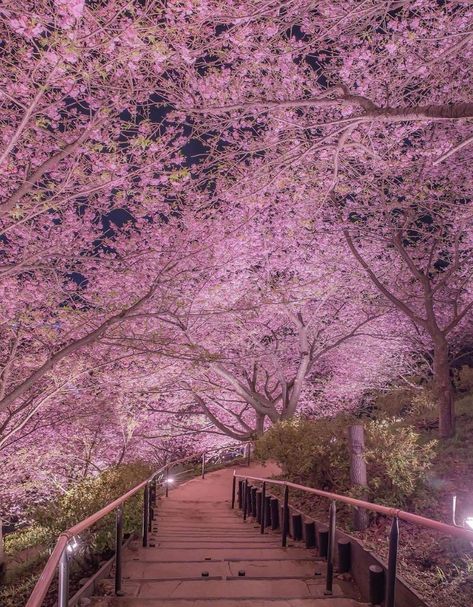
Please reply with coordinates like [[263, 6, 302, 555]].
[[92, 463, 366, 607]]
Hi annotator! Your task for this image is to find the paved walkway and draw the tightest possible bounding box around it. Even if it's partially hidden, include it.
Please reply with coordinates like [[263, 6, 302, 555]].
[[92, 463, 365, 606]]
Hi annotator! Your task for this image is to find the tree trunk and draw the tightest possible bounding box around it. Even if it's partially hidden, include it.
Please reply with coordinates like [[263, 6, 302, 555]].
[[256, 413, 265, 436], [348, 425, 369, 531], [433, 341, 455, 438]]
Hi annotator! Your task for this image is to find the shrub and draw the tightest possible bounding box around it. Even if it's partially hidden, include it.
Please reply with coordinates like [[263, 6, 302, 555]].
[[364, 419, 437, 506], [454, 366, 473, 392], [33, 461, 153, 556], [254, 416, 436, 508]]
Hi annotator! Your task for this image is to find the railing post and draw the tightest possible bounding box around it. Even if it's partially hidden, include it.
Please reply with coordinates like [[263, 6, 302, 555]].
[[165, 468, 169, 498], [143, 483, 149, 547], [231, 473, 236, 509], [282, 484, 289, 547], [148, 482, 153, 532], [58, 547, 69, 607], [115, 505, 124, 595], [260, 482, 266, 534], [201, 452, 206, 479], [325, 500, 337, 595], [243, 479, 249, 521], [386, 516, 399, 607], [246, 443, 251, 466]]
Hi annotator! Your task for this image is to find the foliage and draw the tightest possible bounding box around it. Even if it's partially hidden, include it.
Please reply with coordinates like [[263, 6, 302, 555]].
[[4, 525, 50, 556], [0, 570, 42, 607], [364, 419, 437, 506], [33, 462, 153, 554], [255, 416, 437, 508], [454, 366, 473, 393]]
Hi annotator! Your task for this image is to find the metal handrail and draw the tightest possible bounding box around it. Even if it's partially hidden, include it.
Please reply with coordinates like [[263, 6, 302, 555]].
[[26, 443, 250, 607], [234, 473, 473, 607], [234, 474, 473, 542]]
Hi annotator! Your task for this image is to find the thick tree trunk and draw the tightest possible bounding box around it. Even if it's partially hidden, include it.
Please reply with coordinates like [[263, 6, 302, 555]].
[[256, 413, 265, 436], [433, 341, 455, 438], [348, 425, 369, 531]]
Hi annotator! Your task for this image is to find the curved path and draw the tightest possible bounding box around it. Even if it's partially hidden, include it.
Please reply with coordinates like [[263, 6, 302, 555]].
[[92, 463, 365, 607]]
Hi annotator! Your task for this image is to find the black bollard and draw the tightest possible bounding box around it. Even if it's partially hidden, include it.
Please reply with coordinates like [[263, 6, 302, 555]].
[[369, 564, 385, 605], [318, 526, 329, 558], [292, 513, 303, 541], [256, 490, 262, 524], [304, 521, 317, 548], [264, 495, 271, 528], [337, 539, 351, 573], [270, 497, 280, 530], [251, 486, 257, 517]]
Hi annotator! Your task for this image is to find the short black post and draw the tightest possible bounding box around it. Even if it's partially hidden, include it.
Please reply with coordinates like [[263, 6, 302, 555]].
[[231, 474, 236, 509], [115, 505, 124, 595], [292, 513, 303, 541], [165, 468, 169, 498], [264, 495, 271, 528], [243, 480, 249, 521], [325, 501, 337, 595], [251, 486, 257, 517], [238, 480, 244, 509], [256, 490, 262, 524], [142, 484, 149, 547], [246, 483, 252, 517], [304, 521, 316, 548], [201, 452, 206, 479], [369, 564, 385, 605], [282, 485, 289, 547], [318, 527, 328, 557], [337, 538, 351, 573], [270, 497, 280, 530], [260, 482, 266, 534], [385, 516, 399, 607]]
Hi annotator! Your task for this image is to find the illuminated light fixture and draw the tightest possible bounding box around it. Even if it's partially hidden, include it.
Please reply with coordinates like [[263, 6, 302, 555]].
[[164, 477, 175, 484], [67, 538, 79, 554], [465, 517, 473, 530]]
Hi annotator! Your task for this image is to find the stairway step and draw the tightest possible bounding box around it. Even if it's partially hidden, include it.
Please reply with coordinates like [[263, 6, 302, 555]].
[[122, 559, 324, 579], [91, 597, 366, 607], [130, 578, 341, 599], [153, 541, 282, 549], [125, 548, 315, 561]]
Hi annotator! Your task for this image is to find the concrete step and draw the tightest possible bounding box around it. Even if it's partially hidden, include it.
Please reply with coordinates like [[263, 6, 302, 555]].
[[121, 558, 324, 579], [152, 541, 283, 549], [91, 597, 366, 607], [105, 577, 344, 599], [125, 547, 316, 561]]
